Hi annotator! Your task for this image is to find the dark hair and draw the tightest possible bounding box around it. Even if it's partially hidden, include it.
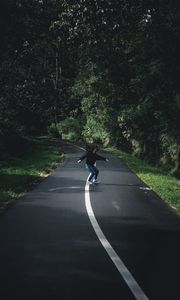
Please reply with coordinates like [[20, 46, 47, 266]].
[[85, 143, 99, 152]]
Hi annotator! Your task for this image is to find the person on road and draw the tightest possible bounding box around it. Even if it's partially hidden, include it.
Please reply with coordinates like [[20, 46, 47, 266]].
[[77, 144, 109, 184]]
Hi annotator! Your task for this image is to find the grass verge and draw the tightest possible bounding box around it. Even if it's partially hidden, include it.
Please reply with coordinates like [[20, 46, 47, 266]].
[[0, 137, 64, 212], [106, 147, 180, 213]]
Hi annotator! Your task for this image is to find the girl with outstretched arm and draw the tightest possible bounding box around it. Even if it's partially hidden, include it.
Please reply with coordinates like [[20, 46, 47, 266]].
[[77, 145, 108, 184]]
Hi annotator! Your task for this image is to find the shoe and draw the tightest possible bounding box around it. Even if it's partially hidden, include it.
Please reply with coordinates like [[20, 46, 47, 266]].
[[93, 179, 100, 184], [87, 181, 93, 185]]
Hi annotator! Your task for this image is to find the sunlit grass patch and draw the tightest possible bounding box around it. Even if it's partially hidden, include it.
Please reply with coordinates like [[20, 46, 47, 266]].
[[0, 137, 64, 211], [0, 190, 23, 212], [106, 147, 180, 212]]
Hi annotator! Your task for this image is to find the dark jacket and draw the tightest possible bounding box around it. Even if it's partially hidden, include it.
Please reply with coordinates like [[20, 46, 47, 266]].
[[79, 151, 106, 165]]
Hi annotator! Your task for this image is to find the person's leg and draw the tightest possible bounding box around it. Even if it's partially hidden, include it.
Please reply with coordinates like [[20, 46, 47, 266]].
[[86, 164, 96, 182], [93, 166, 99, 180]]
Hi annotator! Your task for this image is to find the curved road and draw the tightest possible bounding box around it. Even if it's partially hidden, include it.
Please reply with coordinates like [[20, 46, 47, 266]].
[[0, 142, 179, 300]]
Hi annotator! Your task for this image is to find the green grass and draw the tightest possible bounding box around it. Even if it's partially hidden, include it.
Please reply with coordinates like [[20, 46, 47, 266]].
[[0, 137, 64, 212], [106, 147, 180, 212]]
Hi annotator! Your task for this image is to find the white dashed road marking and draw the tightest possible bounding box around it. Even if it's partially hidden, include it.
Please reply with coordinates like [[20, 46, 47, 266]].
[[49, 186, 81, 192]]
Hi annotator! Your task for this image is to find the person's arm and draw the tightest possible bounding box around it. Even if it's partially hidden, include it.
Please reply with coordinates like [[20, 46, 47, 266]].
[[95, 154, 108, 161], [77, 153, 87, 163]]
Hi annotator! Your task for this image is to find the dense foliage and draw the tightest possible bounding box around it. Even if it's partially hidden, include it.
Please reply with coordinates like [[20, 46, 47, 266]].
[[0, 0, 180, 175]]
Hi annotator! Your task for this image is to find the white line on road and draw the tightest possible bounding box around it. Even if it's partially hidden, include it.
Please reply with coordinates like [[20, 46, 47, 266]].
[[112, 200, 121, 211], [73, 143, 149, 299], [85, 183, 150, 300], [49, 186, 81, 192]]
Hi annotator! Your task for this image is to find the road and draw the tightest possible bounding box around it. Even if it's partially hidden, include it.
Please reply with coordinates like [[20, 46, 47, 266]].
[[0, 142, 179, 300]]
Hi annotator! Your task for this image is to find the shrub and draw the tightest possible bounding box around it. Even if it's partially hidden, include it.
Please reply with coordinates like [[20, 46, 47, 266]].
[[159, 133, 180, 175], [58, 117, 82, 142], [82, 117, 110, 145], [48, 123, 61, 138]]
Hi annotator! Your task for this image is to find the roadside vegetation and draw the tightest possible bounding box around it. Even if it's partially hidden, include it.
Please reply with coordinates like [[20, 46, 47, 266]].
[[0, 2, 179, 213], [106, 147, 180, 213], [0, 137, 64, 212]]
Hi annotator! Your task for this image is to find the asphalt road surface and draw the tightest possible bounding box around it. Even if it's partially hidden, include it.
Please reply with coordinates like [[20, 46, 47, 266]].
[[0, 142, 179, 300]]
